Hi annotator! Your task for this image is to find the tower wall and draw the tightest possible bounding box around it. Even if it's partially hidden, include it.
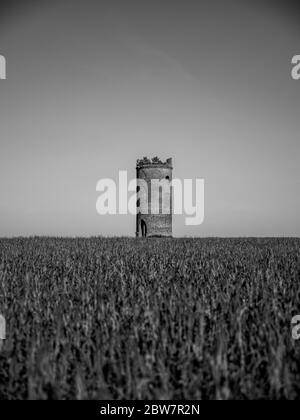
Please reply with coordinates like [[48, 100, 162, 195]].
[[136, 158, 173, 238]]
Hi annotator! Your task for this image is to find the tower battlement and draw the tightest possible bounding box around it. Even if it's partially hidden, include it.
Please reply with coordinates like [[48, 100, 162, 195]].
[[136, 156, 173, 169]]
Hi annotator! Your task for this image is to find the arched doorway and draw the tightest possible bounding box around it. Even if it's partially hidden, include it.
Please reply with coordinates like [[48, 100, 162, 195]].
[[141, 220, 147, 238]]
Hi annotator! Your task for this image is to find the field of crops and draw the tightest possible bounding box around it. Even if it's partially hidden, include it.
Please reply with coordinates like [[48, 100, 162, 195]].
[[0, 237, 299, 400]]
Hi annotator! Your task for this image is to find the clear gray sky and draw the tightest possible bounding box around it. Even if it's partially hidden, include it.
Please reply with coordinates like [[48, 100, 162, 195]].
[[0, 0, 299, 237]]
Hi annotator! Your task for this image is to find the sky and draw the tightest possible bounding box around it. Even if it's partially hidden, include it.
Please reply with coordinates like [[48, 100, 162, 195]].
[[0, 0, 299, 237]]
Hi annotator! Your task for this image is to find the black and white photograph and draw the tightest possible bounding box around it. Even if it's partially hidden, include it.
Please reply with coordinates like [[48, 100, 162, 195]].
[[0, 0, 300, 404]]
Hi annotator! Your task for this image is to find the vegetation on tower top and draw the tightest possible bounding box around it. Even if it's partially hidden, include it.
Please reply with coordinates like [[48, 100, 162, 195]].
[[137, 156, 172, 168]]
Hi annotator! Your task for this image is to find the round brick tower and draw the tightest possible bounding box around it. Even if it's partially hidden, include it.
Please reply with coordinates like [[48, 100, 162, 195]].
[[136, 157, 173, 238]]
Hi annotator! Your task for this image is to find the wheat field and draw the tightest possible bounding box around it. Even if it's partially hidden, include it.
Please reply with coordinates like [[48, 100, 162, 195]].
[[0, 237, 299, 399]]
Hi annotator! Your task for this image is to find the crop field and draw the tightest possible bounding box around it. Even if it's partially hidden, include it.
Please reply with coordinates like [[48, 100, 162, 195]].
[[0, 237, 299, 400]]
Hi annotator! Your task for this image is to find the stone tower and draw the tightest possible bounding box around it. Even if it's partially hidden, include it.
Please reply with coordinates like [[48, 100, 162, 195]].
[[136, 157, 173, 238]]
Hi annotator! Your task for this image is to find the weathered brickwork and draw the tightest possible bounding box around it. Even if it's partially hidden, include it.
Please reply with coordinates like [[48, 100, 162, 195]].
[[136, 157, 173, 238]]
